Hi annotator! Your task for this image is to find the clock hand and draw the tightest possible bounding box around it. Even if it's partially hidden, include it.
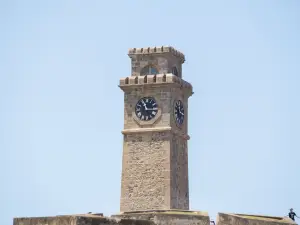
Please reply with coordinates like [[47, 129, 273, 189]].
[[146, 108, 158, 111], [141, 100, 148, 110], [178, 108, 184, 115]]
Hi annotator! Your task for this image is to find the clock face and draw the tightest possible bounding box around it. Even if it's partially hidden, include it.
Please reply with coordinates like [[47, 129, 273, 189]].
[[135, 97, 158, 121], [174, 100, 184, 126]]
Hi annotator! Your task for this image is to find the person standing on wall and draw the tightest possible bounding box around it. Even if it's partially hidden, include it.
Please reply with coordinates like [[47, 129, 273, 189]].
[[289, 208, 299, 221]]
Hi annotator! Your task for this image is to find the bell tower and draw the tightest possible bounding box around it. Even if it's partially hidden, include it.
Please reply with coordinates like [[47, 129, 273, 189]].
[[119, 46, 193, 212]]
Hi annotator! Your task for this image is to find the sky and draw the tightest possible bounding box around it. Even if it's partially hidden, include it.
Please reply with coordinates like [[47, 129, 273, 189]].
[[0, 0, 300, 224]]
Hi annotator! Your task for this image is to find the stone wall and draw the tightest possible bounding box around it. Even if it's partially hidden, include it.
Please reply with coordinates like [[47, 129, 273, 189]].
[[217, 213, 296, 225], [120, 76, 192, 212], [112, 211, 210, 225], [13, 212, 297, 225], [120, 131, 171, 212], [170, 134, 189, 210], [13, 214, 154, 225], [127, 46, 184, 78], [122, 86, 173, 130], [13, 215, 155, 225]]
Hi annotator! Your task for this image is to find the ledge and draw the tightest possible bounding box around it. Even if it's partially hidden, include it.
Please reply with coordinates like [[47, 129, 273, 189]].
[[112, 210, 210, 225], [122, 127, 190, 140], [120, 209, 208, 216], [122, 127, 172, 134]]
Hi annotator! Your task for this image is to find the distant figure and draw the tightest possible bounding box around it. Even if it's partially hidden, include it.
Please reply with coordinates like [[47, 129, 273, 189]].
[[289, 208, 299, 221]]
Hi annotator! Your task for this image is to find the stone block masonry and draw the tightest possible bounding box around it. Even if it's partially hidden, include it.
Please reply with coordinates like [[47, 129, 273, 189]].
[[216, 213, 296, 225], [120, 130, 190, 212], [112, 210, 210, 225], [170, 135, 189, 209], [119, 46, 193, 212], [120, 131, 172, 212], [13, 212, 297, 225], [13, 214, 155, 225]]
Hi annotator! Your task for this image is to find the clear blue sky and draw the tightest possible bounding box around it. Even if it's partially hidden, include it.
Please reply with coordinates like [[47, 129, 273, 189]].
[[1, 1, 300, 224]]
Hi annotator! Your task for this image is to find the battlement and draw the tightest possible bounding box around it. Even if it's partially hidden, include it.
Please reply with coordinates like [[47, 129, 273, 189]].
[[119, 73, 192, 89], [119, 73, 193, 97], [128, 46, 185, 63]]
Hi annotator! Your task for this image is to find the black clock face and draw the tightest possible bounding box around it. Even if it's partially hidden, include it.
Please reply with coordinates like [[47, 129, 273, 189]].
[[135, 97, 158, 121], [174, 100, 184, 125]]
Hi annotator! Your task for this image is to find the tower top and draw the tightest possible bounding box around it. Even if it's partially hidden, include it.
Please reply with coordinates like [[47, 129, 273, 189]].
[[128, 46, 185, 64], [127, 46, 186, 78]]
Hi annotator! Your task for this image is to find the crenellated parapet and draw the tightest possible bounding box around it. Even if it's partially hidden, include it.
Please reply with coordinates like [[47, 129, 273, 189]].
[[119, 73, 193, 95], [128, 46, 186, 78], [128, 46, 185, 64]]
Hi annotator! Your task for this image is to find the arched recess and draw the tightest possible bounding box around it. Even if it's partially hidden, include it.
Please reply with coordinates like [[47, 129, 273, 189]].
[[140, 65, 159, 76], [171, 66, 179, 76]]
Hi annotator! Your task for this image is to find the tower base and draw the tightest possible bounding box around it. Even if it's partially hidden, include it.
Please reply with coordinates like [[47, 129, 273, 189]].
[[111, 210, 210, 225]]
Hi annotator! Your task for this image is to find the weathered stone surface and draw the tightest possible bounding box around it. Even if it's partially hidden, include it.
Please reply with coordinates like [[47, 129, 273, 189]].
[[13, 214, 155, 225], [14, 213, 297, 225], [217, 213, 297, 225], [112, 210, 210, 225], [127, 46, 185, 77], [120, 48, 193, 212], [170, 135, 189, 209], [120, 131, 171, 211], [122, 86, 174, 130]]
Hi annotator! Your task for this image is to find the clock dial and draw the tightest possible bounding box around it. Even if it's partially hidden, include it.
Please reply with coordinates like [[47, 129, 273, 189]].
[[174, 100, 184, 126], [135, 97, 158, 121]]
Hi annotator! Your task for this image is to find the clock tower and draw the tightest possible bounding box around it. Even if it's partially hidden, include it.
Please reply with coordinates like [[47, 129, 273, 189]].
[[119, 46, 193, 212]]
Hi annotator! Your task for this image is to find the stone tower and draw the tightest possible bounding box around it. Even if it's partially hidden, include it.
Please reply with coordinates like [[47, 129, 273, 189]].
[[119, 46, 193, 212]]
